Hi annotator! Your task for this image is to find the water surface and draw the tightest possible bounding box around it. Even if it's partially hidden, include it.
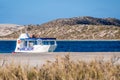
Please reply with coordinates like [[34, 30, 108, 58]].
[[0, 40, 120, 53]]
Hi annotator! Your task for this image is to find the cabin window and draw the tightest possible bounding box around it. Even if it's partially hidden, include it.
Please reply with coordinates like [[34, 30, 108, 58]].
[[34, 41, 37, 45], [20, 40, 25, 48], [36, 40, 56, 45], [42, 41, 49, 45], [49, 41, 55, 45], [25, 41, 27, 47], [37, 40, 42, 45], [29, 41, 34, 47]]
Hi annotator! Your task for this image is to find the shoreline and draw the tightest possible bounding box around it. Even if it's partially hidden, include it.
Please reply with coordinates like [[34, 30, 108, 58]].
[[0, 52, 120, 67]]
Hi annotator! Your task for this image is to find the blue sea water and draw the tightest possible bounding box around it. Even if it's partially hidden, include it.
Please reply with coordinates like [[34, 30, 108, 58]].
[[0, 40, 120, 53]]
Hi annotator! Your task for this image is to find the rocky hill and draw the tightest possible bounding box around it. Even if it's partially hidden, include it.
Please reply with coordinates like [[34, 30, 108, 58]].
[[0, 16, 120, 40]]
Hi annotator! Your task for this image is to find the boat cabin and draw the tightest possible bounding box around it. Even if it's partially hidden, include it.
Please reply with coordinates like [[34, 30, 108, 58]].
[[18, 38, 56, 50]]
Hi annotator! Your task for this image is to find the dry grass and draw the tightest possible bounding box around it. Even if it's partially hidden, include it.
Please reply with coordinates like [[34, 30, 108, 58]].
[[0, 54, 120, 80]]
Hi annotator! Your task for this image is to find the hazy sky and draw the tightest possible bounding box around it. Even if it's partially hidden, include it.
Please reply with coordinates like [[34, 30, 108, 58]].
[[0, 0, 120, 25]]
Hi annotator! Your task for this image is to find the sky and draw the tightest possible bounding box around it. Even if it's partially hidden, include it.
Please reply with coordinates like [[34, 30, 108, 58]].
[[0, 0, 120, 25]]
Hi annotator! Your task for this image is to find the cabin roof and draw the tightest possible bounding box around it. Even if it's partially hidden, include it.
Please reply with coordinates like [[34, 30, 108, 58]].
[[19, 33, 30, 39], [20, 38, 56, 41]]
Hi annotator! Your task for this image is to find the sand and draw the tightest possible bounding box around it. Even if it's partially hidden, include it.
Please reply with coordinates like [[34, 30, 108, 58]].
[[0, 52, 120, 67]]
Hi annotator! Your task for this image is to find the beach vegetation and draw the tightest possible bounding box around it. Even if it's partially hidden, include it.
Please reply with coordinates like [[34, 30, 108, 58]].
[[0, 54, 120, 80]]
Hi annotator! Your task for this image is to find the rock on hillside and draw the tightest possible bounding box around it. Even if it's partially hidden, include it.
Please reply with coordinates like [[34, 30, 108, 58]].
[[0, 24, 24, 36]]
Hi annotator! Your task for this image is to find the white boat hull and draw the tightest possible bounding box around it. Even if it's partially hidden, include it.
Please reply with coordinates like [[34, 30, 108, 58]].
[[15, 45, 57, 53]]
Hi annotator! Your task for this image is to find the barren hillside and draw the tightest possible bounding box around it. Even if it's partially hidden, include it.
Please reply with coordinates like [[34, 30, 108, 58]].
[[0, 24, 24, 37], [0, 16, 120, 40]]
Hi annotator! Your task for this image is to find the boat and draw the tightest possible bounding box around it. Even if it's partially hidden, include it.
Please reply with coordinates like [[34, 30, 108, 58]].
[[14, 33, 57, 53]]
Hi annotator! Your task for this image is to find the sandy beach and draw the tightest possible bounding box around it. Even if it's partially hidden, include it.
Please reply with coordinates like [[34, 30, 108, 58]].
[[0, 52, 120, 67]]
